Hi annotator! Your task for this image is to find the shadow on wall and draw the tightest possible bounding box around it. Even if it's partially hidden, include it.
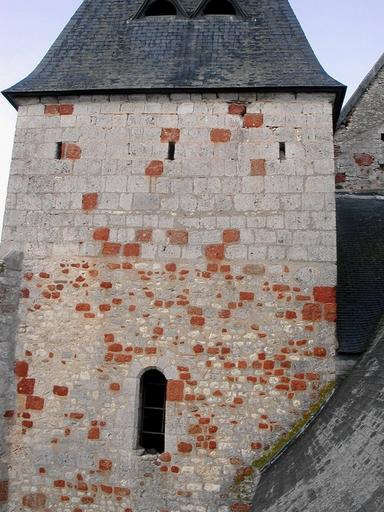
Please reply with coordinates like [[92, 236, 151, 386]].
[[0, 250, 23, 509]]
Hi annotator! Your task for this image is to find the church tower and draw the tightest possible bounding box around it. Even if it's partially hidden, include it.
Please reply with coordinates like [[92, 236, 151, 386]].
[[1, 1, 345, 510]]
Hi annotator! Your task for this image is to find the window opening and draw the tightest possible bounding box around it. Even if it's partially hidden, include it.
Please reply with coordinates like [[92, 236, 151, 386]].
[[145, 0, 177, 16], [168, 141, 176, 160], [381, 134, 384, 141], [56, 142, 63, 160], [203, 0, 237, 15], [138, 369, 167, 454], [279, 142, 286, 161]]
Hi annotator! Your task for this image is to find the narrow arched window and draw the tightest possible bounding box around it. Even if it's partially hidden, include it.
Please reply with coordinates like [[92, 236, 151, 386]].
[[138, 369, 167, 453], [203, 0, 237, 15], [145, 0, 177, 16]]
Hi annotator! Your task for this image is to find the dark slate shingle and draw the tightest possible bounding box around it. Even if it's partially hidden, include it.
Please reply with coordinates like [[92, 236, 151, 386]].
[[3, 0, 345, 109]]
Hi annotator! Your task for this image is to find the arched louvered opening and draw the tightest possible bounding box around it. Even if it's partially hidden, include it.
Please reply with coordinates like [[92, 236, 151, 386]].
[[203, 0, 237, 15], [138, 369, 167, 454], [145, 0, 178, 16]]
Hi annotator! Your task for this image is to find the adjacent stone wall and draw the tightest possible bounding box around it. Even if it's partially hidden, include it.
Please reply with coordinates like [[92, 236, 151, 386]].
[[0, 251, 22, 512], [335, 64, 384, 192], [1, 92, 337, 512]]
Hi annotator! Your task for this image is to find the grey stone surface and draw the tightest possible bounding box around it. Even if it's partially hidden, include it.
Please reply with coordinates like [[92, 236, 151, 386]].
[[252, 317, 384, 512]]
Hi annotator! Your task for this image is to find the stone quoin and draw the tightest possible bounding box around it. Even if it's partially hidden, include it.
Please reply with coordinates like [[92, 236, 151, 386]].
[[0, 0, 345, 511]]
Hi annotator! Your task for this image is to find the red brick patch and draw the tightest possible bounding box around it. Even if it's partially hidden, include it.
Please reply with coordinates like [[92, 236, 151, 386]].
[[228, 103, 247, 116], [17, 378, 35, 395], [353, 153, 374, 167], [210, 129, 232, 143], [93, 228, 110, 241], [26, 396, 44, 411], [167, 230, 188, 245], [313, 286, 336, 304], [45, 104, 74, 116], [0, 481, 8, 503], [102, 243, 121, 256], [82, 193, 98, 210], [302, 303, 322, 321], [22, 493, 46, 509], [145, 160, 164, 176], [243, 113, 263, 128], [53, 385, 69, 397], [61, 143, 81, 160], [99, 459, 112, 471], [123, 244, 141, 257], [223, 229, 240, 244], [136, 229, 153, 243], [167, 380, 184, 401], [250, 159, 266, 176], [160, 128, 180, 143], [177, 442, 192, 454], [205, 244, 225, 260], [14, 360, 28, 378]]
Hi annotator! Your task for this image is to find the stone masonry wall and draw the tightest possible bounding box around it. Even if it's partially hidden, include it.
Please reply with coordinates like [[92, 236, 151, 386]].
[[0, 251, 22, 511], [0, 92, 337, 512], [335, 64, 384, 192]]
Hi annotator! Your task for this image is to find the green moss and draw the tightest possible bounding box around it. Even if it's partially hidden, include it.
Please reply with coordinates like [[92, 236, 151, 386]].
[[252, 381, 335, 471], [0, 261, 5, 274], [230, 381, 336, 503]]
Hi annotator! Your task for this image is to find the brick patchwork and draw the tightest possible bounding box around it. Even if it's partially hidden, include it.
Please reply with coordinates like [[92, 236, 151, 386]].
[[1, 92, 337, 512]]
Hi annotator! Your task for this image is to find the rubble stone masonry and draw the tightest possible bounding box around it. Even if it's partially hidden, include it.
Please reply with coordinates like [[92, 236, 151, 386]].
[[335, 64, 384, 192], [0, 92, 337, 511]]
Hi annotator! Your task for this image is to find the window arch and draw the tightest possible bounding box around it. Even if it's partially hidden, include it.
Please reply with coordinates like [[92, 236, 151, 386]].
[[145, 0, 178, 16], [203, 0, 237, 15], [138, 369, 167, 453]]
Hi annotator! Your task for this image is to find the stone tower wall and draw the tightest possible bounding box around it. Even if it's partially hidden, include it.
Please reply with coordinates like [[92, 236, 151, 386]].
[[0, 92, 337, 512], [335, 64, 384, 192]]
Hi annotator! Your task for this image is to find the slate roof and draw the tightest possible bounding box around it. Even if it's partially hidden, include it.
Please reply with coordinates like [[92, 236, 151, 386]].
[[336, 196, 384, 354], [338, 52, 384, 128], [3, 0, 345, 114], [252, 318, 384, 512]]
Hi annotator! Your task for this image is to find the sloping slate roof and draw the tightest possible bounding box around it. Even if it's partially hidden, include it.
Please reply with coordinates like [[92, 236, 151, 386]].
[[252, 320, 384, 512], [337, 52, 384, 128], [336, 196, 384, 353], [3, 0, 344, 100]]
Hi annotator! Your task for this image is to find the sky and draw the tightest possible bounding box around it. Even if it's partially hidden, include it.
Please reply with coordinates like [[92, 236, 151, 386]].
[[0, 0, 383, 229]]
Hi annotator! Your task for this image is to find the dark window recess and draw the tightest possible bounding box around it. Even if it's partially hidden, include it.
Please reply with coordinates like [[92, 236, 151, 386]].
[[168, 141, 176, 160], [138, 369, 167, 454], [203, 0, 237, 15], [279, 142, 286, 161], [56, 142, 63, 160], [381, 134, 384, 141], [145, 0, 177, 16]]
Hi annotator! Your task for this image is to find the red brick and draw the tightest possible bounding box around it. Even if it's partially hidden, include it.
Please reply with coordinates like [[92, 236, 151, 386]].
[[145, 160, 164, 176], [165, 263, 176, 272], [193, 344, 204, 353], [0, 481, 8, 503], [76, 303, 90, 312], [14, 360, 28, 378], [243, 113, 263, 128], [285, 311, 297, 319], [123, 244, 141, 257], [93, 227, 110, 241], [167, 380, 184, 401], [167, 230, 188, 245], [324, 303, 337, 322], [353, 153, 374, 167], [228, 103, 247, 116], [210, 129, 231, 143], [135, 229, 153, 243], [250, 159, 266, 176], [102, 242, 121, 256], [231, 503, 251, 512], [313, 347, 327, 358], [88, 427, 100, 440], [54, 480, 66, 488], [177, 442, 192, 454], [82, 193, 98, 210], [22, 493, 46, 509], [302, 303, 322, 321], [17, 378, 35, 395], [190, 316, 205, 327], [205, 244, 225, 260], [45, 104, 74, 116], [160, 128, 180, 143], [61, 143, 81, 160], [223, 229, 240, 244], [99, 459, 112, 471], [21, 288, 30, 299], [26, 396, 45, 411], [313, 286, 336, 304], [239, 292, 254, 301], [291, 380, 307, 391], [110, 383, 120, 391], [335, 172, 346, 184], [53, 385, 69, 397]]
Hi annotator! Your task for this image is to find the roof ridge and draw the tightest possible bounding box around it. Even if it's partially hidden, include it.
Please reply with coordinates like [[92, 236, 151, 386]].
[[337, 52, 384, 129]]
